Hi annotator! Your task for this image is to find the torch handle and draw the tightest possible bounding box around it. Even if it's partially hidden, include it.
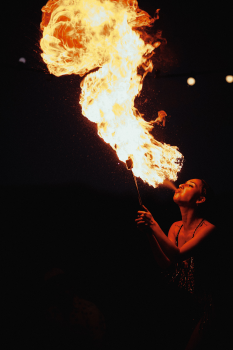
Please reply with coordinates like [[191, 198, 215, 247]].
[[132, 172, 143, 206]]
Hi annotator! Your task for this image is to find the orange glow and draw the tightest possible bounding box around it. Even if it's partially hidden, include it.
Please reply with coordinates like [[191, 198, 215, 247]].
[[40, 0, 183, 188], [162, 179, 177, 191], [152, 110, 168, 127]]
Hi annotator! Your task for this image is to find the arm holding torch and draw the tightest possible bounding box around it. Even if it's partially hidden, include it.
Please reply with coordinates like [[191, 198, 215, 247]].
[[135, 206, 180, 267], [136, 206, 217, 269], [141, 219, 172, 270], [126, 156, 179, 267]]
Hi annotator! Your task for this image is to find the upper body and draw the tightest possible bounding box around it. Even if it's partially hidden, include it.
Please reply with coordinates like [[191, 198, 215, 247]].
[[135, 179, 218, 332], [168, 219, 214, 251], [135, 178, 216, 269], [166, 218, 217, 297], [135, 178, 218, 303]]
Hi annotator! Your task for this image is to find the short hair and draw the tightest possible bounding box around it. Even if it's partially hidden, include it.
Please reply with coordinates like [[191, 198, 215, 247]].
[[198, 179, 215, 224], [200, 179, 210, 199]]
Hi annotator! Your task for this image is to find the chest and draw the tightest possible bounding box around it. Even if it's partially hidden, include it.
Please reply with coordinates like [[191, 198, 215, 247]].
[[177, 228, 194, 248]]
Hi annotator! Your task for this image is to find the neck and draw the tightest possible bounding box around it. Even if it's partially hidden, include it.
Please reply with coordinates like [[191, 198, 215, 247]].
[[179, 205, 202, 232]]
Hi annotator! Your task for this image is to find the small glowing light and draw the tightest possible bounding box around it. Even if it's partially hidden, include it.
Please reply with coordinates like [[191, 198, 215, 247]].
[[187, 77, 195, 86], [19, 57, 26, 63], [226, 75, 233, 83]]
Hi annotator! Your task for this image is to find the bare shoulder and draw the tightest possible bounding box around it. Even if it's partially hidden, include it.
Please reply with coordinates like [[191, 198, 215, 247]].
[[170, 220, 183, 232], [201, 220, 215, 229], [200, 220, 217, 236]]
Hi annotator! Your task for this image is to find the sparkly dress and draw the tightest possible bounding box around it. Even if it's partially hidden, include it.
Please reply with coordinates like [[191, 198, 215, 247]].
[[161, 224, 217, 333]]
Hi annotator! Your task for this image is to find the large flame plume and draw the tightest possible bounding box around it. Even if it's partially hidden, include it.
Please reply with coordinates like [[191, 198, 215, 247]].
[[40, 0, 183, 187]]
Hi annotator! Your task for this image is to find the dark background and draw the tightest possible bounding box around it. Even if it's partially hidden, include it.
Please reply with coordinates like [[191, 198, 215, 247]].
[[1, 1, 233, 349]]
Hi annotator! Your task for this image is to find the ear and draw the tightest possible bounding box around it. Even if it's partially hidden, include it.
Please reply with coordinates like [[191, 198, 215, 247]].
[[196, 196, 206, 205]]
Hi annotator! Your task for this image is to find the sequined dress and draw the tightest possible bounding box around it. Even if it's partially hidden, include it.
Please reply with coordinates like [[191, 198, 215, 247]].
[[161, 224, 217, 333]]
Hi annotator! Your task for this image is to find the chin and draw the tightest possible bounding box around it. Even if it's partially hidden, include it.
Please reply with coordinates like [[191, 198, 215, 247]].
[[173, 193, 179, 201], [173, 196, 179, 204], [173, 195, 185, 206]]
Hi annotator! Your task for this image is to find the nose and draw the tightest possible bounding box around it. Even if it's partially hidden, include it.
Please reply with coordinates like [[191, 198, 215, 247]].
[[179, 184, 184, 189]]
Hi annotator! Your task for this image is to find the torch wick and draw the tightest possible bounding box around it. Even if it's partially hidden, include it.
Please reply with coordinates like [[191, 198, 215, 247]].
[[131, 171, 143, 206], [126, 157, 143, 207]]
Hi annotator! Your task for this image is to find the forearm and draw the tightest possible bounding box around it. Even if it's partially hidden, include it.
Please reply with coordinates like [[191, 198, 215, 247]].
[[147, 233, 172, 270], [150, 224, 180, 262]]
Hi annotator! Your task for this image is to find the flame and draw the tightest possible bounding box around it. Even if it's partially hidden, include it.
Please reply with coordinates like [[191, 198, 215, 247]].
[[153, 110, 168, 127], [40, 0, 183, 188], [162, 179, 177, 191]]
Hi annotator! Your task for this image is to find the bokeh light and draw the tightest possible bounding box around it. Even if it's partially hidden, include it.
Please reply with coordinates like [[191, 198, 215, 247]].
[[19, 57, 26, 63], [187, 77, 195, 86], [225, 75, 233, 83]]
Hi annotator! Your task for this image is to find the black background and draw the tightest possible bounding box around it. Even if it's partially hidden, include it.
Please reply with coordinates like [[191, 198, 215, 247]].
[[2, 1, 233, 349]]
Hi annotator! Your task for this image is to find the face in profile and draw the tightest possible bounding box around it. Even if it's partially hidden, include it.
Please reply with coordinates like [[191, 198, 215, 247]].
[[173, 179, 205, 207]]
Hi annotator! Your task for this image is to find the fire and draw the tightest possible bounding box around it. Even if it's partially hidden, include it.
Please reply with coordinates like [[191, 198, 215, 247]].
[[153, 110, 168, 127], [40, 0, 183, 188]]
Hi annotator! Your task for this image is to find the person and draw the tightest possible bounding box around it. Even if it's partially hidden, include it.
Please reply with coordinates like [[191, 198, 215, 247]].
[[135, 178, 219, 350]]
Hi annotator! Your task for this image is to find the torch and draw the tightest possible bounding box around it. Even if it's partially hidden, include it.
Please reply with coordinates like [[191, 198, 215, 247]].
[[126, 157, 143, 207]]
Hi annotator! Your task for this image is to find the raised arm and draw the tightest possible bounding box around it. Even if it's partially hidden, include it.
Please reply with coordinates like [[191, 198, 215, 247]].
[[135, 206, 179, 262], [146, 234, 172, 270], [135, 206, 216, 264], [175, 223, 216, 262]]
